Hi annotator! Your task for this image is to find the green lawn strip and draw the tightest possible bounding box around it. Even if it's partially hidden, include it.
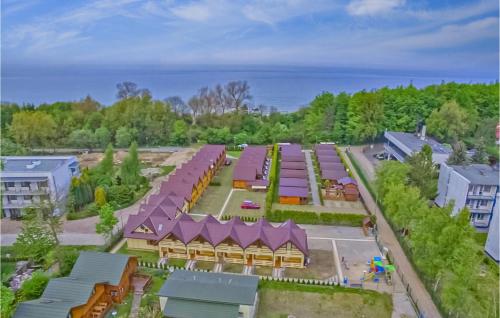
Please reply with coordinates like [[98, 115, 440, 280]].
[[222, 263, 244, 274], [118, 246, 159, 264], [1, 262, 17, 284], [258, 280, 392, 318], [139, 268, 168, 309], [195, 260, 214, 271], [160, 165, 176, 176], [266, 209, 365, 226], [167, 258, 187, 268], [223, 190, 266, 218], [227, 150, 242, 158], [191, 162, 235, 215], [114, 293, 133, 318]]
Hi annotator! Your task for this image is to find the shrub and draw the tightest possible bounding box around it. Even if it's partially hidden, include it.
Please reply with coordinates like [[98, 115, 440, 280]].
[[66, 202, 99, 220], [107, 185, 133, 207], [18, 271, 49, 301], [266, 209, 364, 226], [94, 186, 107, 207], [1, 285, 15, 318], [209, 181, 221, 186], [266, 144, 279, 212], [56, 247, 80, 276]]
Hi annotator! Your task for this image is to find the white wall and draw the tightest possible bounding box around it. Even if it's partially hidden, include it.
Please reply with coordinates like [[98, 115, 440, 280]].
[[485, 197, 499, 262]]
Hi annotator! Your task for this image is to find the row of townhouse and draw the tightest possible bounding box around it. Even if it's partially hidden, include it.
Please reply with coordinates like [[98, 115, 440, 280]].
[[232, 145, 270, 190], [278, 144, 309, 205], [126, 214, 309, 268]]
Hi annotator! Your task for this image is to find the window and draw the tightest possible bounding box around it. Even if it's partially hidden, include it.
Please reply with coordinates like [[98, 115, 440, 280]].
[[111, 290, 118, 297], [482, 185, 491, 193], [480, 200, 489, 207], [476, 214, 485, 220], [39, 181, 48, 188], [23, 195, 32, 201], [6, 182, 15, 188], [7, 195, 16, 202], [21, 182, 30, 188]]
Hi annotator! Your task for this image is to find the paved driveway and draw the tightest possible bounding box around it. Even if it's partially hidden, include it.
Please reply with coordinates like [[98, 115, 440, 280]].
[[304, 150, 321, 206]]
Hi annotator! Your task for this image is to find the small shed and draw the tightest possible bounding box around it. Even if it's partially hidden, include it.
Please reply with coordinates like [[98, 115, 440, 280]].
[[279, 186, 308, 205]]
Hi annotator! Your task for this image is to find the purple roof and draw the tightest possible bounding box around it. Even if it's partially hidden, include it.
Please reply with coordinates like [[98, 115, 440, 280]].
[[317, 155, 341, 163], [338, 177, 357, 186], [281, 161, 306, 170], [281, 154, 305, 162], [279, 186, 308, 198], [319, 162, 344, 170], [280, 177, 308, 188], [280, 169, 307, 179], [125, 214, 309, 256], [321, 169, 348, 181], [233, 146, 268, 182], [314, 144, 336, 151]]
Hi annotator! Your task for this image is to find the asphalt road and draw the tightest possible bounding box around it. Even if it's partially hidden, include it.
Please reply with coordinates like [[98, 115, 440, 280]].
[[304, 150, 321, 206]]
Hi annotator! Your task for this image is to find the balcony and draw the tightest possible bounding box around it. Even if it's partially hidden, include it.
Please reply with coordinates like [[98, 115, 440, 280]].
[[467, 193, 496, 200], [384, 143, 406, 162], [2, 187, 49, 195]]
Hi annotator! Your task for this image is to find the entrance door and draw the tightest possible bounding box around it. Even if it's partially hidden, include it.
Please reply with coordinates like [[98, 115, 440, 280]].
[[246, 254, 253, 266], [274, 256, 281, 268]]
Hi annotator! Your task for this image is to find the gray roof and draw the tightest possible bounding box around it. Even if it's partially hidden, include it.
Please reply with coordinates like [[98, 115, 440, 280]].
[[1, 156, 77, 173], [158, 270, 258, 306], [13, 277, 96, 318], [70, 251, 131, 286], [163, 298, 239, 318], [385, 131, 451, 155], [13, 252, 134, 318], [450, 164, 499, 186]]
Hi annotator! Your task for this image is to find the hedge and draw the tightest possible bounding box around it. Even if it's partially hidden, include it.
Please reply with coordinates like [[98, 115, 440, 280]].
[[265, 144, 279, 213], [221, 215, 258, 222], [266, 209, 365, 227]]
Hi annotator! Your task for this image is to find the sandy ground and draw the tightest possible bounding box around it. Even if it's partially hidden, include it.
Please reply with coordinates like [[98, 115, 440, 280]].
[[77, 151, 180, 169]]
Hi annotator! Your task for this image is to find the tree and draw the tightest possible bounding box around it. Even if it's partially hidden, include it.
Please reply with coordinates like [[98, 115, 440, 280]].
[[304, 93, 335, 143], [225, 81, 252, 112], [233, 132, 249, 145], [67, 129, 97, 149], [406, 144, 438, 200], [95, 203, 118, 241], [447, 141, 469, 165], [85, 111, 104, 130], [375, 161, 410, 199], [115, 126, 135, 148], [18, 271, 49, 301], [95, 126, 111, 148], [94, 186, 107, 207], [171, 120, 189, 145], [347, 91, 384, 143], [10, 111, 57, 149], [165, 96, 189, 115], [98, 143, 114, 176], [120, 142, 140, 185], [116, 81, 150, 99], [471, 137, 488, 164], [188, 96, 203, 124], [427, 100, 468, 143], [1, 285, 15, 318], [13, 209, 57, 263]]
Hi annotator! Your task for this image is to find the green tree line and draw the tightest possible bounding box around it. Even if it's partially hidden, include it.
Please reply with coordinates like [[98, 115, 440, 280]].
[[1, 81, 498, 157]]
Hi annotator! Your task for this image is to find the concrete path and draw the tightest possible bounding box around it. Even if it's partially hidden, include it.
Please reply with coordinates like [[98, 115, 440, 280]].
[[341, 148, 441, 318], [217, 188, 235, 220], [304, 150, 321, 206]]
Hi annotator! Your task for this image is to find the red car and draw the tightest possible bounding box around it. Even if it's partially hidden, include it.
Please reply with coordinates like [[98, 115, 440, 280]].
[[240, 200, 261, 209]]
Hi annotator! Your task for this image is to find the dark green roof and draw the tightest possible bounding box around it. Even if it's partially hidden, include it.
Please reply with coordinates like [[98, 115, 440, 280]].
[[163, 298, 239, 318], [70, 251, 132, 285], [158, 270, 258, 306], [13, 252, 134, 318]]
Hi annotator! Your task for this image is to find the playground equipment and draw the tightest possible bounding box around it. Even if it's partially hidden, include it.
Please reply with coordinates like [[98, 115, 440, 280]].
[[363, 256, 396, 285]]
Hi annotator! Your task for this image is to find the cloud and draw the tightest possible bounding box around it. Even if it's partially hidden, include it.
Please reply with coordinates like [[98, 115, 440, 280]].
[[347, 0, 405, 16]]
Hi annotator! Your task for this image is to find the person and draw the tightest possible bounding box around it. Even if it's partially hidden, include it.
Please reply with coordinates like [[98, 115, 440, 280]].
[[341, 256, 345, 263]]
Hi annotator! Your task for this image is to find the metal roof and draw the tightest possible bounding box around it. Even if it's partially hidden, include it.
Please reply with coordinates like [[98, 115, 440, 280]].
[[158, 270, 258, 305], [13, 299, 79, 318], [280, 177, 308, 188], [163, 298, 239, 318], [385, 131, 451, 155], [450, 164, 499, 186], [70, 251, 131, 286], [279, 186, 309, 198]]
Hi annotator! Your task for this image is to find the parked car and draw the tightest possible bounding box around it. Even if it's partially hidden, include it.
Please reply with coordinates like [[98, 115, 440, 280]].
[[225, 158, 232, 166], [373, 152, 385, 160], [241, 201, 261, 209]]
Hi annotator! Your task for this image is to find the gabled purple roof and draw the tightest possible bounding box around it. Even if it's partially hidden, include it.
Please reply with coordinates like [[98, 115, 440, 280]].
[[317, 155, 341, 163], [321, 169, 348, 181], [315, 149, 337, 156], [124, 214, 309, 256], [233, 146, 268, 183], [280, 177, 308, 188], [281, 161, 306, 170], [319, 162, 344, 171], [279, 186, 308, 198], [280, 169, 307, 179], [281, 154, 305, 162]]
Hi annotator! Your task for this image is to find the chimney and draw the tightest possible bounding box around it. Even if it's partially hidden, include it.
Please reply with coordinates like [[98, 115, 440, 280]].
[[420, 125, 426, 141]]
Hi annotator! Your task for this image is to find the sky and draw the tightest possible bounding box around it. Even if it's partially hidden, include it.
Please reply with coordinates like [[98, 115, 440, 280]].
[[1, 0, 499, 77]]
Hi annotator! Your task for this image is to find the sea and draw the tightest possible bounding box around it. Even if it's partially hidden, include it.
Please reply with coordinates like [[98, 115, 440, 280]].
[[1, 64, 497, 112]]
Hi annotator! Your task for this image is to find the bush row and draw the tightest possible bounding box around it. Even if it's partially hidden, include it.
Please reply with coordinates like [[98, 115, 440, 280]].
[[220, 215, 259, 222], [265, 144, 279, 212], [266, 209, 365, 227]]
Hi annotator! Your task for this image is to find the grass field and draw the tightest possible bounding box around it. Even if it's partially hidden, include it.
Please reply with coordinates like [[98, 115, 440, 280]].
[[191, 162, 235, 215], [227, 150, 242, 158], [1, 262, 16, 283], [257, 281, 392, 318], [195, 260, 214, 271], [223, 190, 266, 218], [118, 245, 159, 263], [285, 250, 335, 280], [254, 266, 273, 276]]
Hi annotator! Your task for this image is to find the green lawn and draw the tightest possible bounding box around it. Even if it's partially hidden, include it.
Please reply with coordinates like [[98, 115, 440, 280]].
[[167, 258, 187, 268], [160, 165, 176, 176], [257, 281, 393, 318], [227, 150, 242, 158], [118, 245, 159, 264], [114, 293, 133, 318], [1, 262, 16, 283], [191, 162, 235, 215], [254, 266, 272, 276], [285, 250, 335, 280], [223, 190, 266, 218], [223, 263, 244, 274], [139, 268, 168, 308]]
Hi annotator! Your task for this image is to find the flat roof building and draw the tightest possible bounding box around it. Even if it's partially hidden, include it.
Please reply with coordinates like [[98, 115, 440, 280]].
[[384, 131, 451, 164], [0, 156, 80, 218]]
